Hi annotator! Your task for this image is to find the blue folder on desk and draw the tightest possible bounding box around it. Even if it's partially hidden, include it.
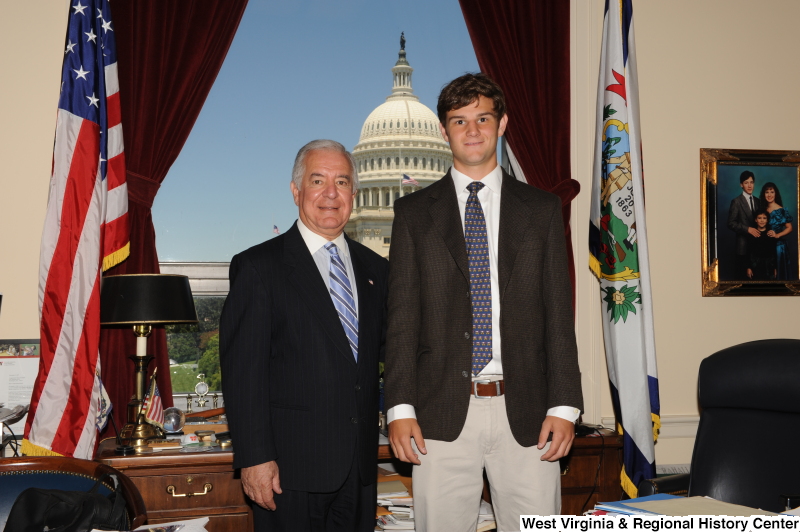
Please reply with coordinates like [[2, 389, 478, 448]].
[[595, 494, 681, 515]]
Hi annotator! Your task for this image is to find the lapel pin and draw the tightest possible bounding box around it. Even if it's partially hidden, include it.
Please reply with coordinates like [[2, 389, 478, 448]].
[[368, 279, 374, 285]]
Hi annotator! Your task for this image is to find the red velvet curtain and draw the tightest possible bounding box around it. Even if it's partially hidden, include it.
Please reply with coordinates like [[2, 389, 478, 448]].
[[458, 0, 579, 295], [99, 0, 248, 442]]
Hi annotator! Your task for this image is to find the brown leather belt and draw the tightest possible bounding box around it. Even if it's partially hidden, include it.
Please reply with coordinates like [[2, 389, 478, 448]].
[[471, 379, 505, 398]]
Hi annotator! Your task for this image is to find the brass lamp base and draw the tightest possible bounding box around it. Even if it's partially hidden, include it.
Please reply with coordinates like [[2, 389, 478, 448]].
[[117, 326, 164, 449], [119, 419, 162, 449]]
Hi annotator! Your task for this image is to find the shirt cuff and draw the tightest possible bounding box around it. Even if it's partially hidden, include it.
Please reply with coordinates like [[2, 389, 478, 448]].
[[547, 405, 581, 423], [386, 404, 417, 424]]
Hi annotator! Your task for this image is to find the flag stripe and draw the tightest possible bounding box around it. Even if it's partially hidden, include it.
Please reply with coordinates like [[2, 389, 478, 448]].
[[103, 213, 130, 256], [30, 163, 104, 450], [53, 274, 101, 455], [106, 182, 128, 221], [107, 123, 124, 160]]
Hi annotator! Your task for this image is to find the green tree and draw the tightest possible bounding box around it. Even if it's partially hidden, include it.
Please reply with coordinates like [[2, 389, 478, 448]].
[[165, 296, 226, 364], [198, 334, 221, 391], [166, 330, 200, 364]]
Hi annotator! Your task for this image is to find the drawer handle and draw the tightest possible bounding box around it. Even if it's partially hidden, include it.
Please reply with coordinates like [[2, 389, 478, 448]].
[[167, 483, 213, 497]]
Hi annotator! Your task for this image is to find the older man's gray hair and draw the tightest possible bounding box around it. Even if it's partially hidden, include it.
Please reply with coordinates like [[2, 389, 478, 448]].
[[291, 139, 359, 192]]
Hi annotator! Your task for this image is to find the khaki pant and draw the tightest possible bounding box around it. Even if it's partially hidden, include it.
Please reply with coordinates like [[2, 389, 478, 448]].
[[412, 395, 560, 532]]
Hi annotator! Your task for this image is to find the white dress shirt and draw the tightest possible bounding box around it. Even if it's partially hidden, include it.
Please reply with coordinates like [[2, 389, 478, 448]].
[[296, 219, 359, 318], [742, 191, 755, 211], [387, 165, 579, 424]]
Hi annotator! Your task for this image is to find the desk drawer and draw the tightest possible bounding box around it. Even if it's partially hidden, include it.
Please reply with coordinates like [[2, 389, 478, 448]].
[[560, 454, 602, 488], [133, 471, 245, 512]]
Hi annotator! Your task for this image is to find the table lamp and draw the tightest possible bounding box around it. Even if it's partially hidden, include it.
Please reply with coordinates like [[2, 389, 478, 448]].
[[100, 274, 197, 449]]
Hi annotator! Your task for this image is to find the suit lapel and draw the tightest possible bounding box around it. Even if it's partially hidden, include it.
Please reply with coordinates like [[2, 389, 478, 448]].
[[498, 172, 531, 297], [428, 173, 470, 282], [283, 224, 356, 366]]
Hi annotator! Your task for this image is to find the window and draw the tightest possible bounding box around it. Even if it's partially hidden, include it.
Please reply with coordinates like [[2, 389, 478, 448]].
[[150, 4, 479, 394], [385, 192, 390, 205], [160, 263, 229, 396], [384, 237, 391, 245]]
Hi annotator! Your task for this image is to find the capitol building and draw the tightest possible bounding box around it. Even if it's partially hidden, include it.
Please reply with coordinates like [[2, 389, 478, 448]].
[[345, 39, 453, 257]]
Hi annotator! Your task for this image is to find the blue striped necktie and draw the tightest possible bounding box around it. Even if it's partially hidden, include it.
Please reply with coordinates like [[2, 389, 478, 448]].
[[465, 181, 492, 375], [325, 243, 359, 361]]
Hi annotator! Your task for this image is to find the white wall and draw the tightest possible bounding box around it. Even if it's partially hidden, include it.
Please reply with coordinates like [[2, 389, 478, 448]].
[[571, 0, 800, 465], [4, 0, 800, 466], [0, 1, 69, 339]]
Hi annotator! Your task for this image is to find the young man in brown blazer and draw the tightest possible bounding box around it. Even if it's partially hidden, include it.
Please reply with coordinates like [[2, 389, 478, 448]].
[[385, 74, 583, 530]]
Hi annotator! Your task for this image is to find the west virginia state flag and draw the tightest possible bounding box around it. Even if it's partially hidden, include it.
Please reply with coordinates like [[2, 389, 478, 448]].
[[589, 0, 660, 498]]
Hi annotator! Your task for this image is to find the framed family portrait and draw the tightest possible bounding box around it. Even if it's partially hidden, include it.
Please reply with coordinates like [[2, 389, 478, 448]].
[[701, 148, 800, 296]]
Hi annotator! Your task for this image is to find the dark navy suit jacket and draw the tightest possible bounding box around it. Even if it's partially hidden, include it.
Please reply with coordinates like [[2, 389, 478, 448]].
[[220, 222, 388, 492]]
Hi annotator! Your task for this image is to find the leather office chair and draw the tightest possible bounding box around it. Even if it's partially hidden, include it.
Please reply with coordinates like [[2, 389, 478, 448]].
[[0, 456, 147, 530], [638, 339, 800, 512]]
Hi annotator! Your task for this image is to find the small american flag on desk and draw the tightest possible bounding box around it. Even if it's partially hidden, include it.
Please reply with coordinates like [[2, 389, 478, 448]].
[[142, 374, 164, 428]]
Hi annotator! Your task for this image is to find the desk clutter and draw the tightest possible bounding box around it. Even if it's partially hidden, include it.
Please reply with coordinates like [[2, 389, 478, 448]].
[[589, 493, 780, 516], [375, 464, 496, 531]]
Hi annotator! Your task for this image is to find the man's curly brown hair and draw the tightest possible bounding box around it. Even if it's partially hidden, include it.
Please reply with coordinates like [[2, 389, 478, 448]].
[[437, 73, 506, 125]]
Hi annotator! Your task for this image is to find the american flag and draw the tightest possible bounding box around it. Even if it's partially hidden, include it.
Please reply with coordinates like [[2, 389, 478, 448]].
[[23, 0, 129, 459], [402, 174, 419, 186], [273, 225, 280, 235], [142, 374, 164, 428]]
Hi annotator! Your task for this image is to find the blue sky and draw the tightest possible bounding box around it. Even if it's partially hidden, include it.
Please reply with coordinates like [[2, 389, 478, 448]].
[[153, 1, 478, 262]]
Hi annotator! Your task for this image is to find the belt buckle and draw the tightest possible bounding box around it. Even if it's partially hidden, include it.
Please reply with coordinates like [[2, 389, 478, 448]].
[[472, 379, 500, 399]]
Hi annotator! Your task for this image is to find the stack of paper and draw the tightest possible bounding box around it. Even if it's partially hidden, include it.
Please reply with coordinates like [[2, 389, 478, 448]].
[[93, 516, 209, 532], [593, 495, 780, 517], [377, 480, 414, 530], [595, 494, 680, 515], [625, 496, 778, 517], [376, 513, 415, 530]]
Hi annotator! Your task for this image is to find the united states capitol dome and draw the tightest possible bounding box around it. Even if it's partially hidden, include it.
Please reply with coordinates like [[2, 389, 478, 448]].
[[346, 35, 453, 257]]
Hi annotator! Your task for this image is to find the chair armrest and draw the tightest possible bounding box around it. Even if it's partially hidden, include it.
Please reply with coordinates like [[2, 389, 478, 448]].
[[637, 473, 690, 497]]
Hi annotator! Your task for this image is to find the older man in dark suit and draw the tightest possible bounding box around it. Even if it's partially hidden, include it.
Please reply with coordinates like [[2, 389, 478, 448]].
[[727, 170, 761, 279], [220, 140, 389, 532], [385, 74, 583, 530]]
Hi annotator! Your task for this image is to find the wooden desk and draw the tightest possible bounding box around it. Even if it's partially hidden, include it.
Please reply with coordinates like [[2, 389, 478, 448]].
[[560, 431, 623, 515], [377, 430, 623, 516], [97, 440, 252, 532]]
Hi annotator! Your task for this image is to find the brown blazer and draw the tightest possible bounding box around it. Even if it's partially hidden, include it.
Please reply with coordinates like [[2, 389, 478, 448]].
[[385, 170, 583, 447]]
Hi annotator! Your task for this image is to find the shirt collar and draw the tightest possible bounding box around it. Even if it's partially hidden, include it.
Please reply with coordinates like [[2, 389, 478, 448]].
[[451, 164, 503, 195], [743, 191, 753, 200], [296, 219, 349, 257]]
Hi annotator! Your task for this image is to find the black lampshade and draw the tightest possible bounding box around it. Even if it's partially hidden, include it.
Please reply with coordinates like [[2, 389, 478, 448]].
[[100, 274, 198, 325]]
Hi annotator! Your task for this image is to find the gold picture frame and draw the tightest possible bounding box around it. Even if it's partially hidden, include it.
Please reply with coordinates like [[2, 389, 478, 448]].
[[701, 148, 800, 296]]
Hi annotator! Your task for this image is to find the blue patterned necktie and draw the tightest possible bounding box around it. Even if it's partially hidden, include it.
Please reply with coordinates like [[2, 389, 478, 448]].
[[325, 243, 359, 361], [465, 181, 492, 375]]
